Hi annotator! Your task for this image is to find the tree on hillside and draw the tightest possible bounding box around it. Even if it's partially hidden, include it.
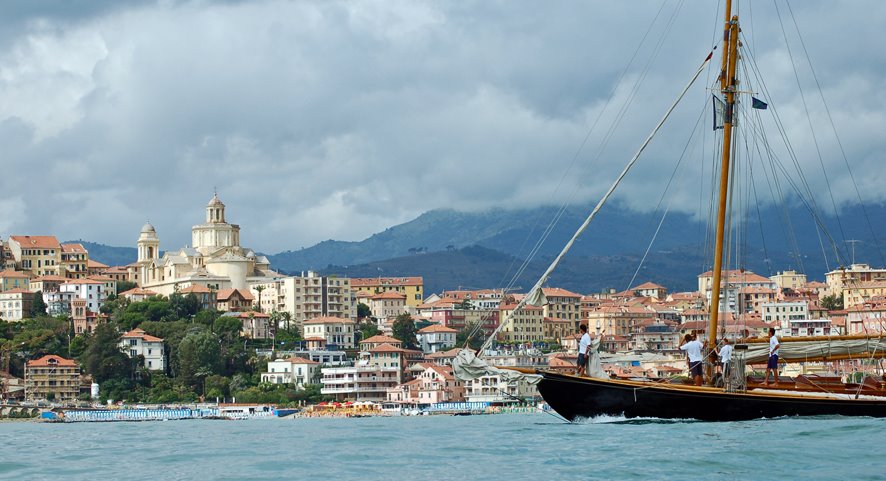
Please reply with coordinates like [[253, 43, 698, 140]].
[[456, 322, 484, 350], [169, 292, 201, 319], [79, 322, 133, 384], [116, 280, 138, 295], [392, 314, 418, 350], [821, 294, 844, 311], [30, 292, 48, 318], [357, 303, 371, 320], [357, 320, 380, 342], [177, 330, 222, 390]]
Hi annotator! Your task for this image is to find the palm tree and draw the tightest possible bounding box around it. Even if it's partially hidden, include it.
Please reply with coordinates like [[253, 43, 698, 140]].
[[254, 285, 265, 313]]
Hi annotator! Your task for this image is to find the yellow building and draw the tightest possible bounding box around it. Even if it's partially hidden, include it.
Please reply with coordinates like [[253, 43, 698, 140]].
[[498, 301, 545, 343], [540, 287, 583, 331], [769, 270, 807, 290], [351, 277, 424, 309], [25, 355, 81, 402], [0, 269, 31, 292], [7, 236, 63, 277], [60, 243, 89, 279]]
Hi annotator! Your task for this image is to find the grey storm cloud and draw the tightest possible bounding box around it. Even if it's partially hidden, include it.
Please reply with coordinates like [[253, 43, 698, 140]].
[[0, 0, 884, 253]]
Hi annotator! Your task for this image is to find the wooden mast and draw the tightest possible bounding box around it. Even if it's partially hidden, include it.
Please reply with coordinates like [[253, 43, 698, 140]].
[[708, 6, 740, 383]]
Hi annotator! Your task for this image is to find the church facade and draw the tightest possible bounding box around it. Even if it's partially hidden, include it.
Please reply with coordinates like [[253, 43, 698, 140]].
[[136, 194, 277, 297]]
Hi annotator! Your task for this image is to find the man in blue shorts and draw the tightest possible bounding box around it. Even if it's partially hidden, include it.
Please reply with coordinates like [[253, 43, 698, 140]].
[[764, 327, 780, 386], [680, 333, 704, 386]]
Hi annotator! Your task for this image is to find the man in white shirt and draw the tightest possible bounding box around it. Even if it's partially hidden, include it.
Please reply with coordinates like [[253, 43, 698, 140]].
[[577, 324, 591, 377], [679, 333, 705, 386], [764, 328, 780, 385], [717, 338, 734, 379]]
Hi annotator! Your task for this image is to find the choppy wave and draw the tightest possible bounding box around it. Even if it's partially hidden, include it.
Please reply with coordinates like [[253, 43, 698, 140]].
[[3, 413, 886, 480]]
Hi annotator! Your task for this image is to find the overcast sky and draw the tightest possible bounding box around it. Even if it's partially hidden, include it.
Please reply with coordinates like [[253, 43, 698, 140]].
[[1, 0, 883, 253]]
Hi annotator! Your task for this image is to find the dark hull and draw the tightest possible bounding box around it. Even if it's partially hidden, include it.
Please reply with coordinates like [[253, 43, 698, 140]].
[[538, 372, 886, 422]]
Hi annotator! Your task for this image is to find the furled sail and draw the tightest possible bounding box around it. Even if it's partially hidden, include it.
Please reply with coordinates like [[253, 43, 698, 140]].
[[737, 337, 886, 364], [452, 349, 541, 384]]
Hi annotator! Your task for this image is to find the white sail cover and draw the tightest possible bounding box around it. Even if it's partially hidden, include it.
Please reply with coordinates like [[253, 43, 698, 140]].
[[452, 336, 608, 383], [452, 349, 542, 384], [738, 338, 886, 364]]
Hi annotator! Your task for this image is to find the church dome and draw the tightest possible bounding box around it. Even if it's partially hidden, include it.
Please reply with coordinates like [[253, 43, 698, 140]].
[[207, 193, 225, 207], [140, 222, 156, 234]]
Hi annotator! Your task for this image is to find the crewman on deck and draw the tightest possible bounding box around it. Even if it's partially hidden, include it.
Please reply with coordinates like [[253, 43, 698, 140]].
[[680, 334, 705, 386], [764, 328, 780, 386]]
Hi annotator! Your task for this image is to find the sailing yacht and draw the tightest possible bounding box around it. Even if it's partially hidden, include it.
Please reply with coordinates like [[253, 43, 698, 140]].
[[453, 1, 886, 422]]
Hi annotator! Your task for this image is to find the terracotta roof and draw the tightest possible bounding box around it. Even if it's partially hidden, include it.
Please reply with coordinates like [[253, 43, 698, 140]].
[[351, 277, 423, 287], [64, 279, 104, 285], [217, 288, 254, 301], [371, 291, 407, 300], [632, 282, 666, 290], [303, 337, 327, 342], [179, 285, 211, 294], [87, 259, 110, 269], [0, 270, 30, 278], [122, 328, 164, 342], [304, 316, 354, 325], [0, 288, 33, 295], [540, 287, 582, 298], [282, 356, 320, 365], [369, 343, 407, 353], [27, 354, 77, 367], [417, 324, 458, 333], [425, 348, 461, 358], [10, 235, 61, 249], [361, 335, 402, 344], [61, 243, 87, 253], [86, 275, 116, 282], [32, 275, 68, 282], [233, 311, 270, 318], [120, 287, 158, 297]]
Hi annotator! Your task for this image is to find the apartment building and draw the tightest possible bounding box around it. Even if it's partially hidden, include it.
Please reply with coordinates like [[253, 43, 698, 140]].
[[25, 355, 81, 402], [7, 236, 63, 277], [250, 273, 356, 328], [351, 277, 424, 309]]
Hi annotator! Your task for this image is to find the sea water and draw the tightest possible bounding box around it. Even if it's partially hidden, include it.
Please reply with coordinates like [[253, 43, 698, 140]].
[[1, 414, 884, 480]]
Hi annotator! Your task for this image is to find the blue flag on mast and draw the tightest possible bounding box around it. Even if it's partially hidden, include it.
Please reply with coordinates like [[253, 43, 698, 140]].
[[752, 97, 768, 110]]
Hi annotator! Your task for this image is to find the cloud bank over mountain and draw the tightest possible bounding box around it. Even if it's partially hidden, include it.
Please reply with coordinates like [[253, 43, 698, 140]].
[[1, 1, 884, 253]]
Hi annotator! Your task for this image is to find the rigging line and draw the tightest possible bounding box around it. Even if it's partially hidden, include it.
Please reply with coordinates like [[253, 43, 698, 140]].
[[783, 1, 885, 266], [751, 119, 816, 274], [493, 0, 681, 305], [625, 98, 708, 290], [582, 0, 685, 199], [740, 35, 847, 266], [749, 172, 772, 274], [478, 52, 715, 354], [772, 1, 849, 258]]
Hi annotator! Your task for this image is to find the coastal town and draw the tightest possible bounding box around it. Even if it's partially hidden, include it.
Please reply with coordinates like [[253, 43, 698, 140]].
[[1, 194, 884, 421]]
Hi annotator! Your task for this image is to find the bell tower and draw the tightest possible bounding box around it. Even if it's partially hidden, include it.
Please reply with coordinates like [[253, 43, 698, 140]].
[[137, 222, 160, 285], [206, 193, 225, 224]]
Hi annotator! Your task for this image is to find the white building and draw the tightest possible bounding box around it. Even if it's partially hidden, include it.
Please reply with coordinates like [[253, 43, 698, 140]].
[[0, 288, 34, 321], [137, 194, 278, 296], [762, 301, 808, 333], [60, 278, 107, 313], [465, 373, 539, 403], [302, 316, 356, 350], [320, 365, 400, 402], [261, 357, 321, 388], [416, 324, 458, 354], [367, 291, 407, 320], [248, 272, 356, 329], [120, 328, 166, 371]]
